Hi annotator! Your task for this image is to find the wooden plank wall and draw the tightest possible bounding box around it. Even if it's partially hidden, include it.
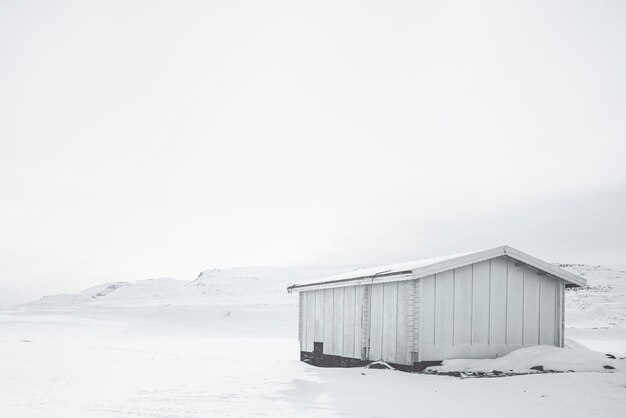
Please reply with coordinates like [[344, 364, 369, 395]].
[[419, 256, 562, 361]]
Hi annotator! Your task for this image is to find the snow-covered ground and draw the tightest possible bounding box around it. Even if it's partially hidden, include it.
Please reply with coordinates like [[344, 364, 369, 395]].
[[561, 264, 626, 356], [1, 264, 625, 417]]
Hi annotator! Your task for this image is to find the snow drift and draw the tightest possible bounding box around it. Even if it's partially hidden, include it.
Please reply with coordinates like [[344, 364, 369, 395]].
[[426, 345, 621, 376]]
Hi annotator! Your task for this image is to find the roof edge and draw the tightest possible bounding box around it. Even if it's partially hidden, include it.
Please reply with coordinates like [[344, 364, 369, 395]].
[[410, 246, 507, 280], [287, 245, 587, 292], [502, 246, 586, 287], [287, 271, 413, 293]]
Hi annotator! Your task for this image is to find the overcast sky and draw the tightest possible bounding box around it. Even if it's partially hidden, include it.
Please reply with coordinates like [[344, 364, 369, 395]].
[[1, 0, 625, 305]]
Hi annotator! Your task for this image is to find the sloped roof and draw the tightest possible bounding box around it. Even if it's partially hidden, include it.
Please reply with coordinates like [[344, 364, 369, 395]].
[[287, 245, 586, 292]]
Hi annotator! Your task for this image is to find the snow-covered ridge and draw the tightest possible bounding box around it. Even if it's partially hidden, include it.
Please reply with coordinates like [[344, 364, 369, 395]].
[[12, 265, 361, 309]]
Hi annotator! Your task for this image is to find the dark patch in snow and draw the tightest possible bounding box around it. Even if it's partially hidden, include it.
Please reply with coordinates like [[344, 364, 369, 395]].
[[423, 368, 575, 379]]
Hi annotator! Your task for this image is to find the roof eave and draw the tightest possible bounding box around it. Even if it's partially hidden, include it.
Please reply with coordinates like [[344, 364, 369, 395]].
[[409, 245, 586, 287], [287, 272, 414, 293], [410, 246, 508, 280], [503, 246, 586, 287], [287, 245, 587, 292]]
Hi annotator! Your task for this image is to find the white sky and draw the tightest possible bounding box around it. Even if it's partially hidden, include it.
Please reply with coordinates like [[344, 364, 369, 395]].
[[1, 0, 625, 304]]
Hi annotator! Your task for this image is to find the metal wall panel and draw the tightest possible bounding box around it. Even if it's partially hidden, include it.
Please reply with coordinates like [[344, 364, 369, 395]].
[[301, 292, 308, 351], [306, 290, 316, 352], [420, 275, 436, 346], [354, 285, 365, 359], [382, 282, 398, 363], [314, 290, 324, 342], [434, 270, 454, 345], [539, 277, 557, 345], [343, 286, 356, 359], [396, 280, 410, 365], [323, 288, 334, 354], [559, 283, 565, 347], [472, 260, 490, 344], [523, 267, 541, 346], [453, 265, 473, 345], [299, 292, 304, 349], [333, 287, 344, 356], [489, 257, 508, 344], [369, 283, 384, 360], [506, 260, 524, 345]]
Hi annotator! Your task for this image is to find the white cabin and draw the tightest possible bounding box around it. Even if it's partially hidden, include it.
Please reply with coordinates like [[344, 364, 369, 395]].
[[287, 246, 585, 371]]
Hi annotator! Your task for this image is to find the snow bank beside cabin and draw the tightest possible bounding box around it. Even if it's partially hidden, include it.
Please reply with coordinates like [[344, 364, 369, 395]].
[[426, 346, 621, 376]]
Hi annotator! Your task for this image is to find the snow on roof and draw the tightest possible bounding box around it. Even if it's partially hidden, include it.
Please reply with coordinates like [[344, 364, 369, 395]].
[[287, 245, 586, 291], [291, 249, 484, 287]]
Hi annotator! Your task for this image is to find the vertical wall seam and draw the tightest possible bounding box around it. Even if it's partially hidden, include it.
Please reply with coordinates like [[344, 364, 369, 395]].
[[416, 279, 420, 356], [331, 288, 335, 355], [433, 274, 437, 345], [505, 258, 509, 345], [352, 286, 360, 358], [343, 288, 346, 357], [394, 283, 398, 364], [554, 281, 565, 347], [418, 279, 421, 360], [313, 290, 316, 344], [380, 283, 385, 360], [299, 293, 302, 345], [487, 260, 493, 345], [522, 266, 527, 347], [557, 283, 560, 347], [364, 285, 368, 358], [303, 292, 307, 351], [470, 264, 474, 345], [452, 270, 456, 346], [321, 291, 324, 347], [538, 276, 542, 345]]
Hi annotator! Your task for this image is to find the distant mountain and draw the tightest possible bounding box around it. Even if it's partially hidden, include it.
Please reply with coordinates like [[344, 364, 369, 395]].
[[16, 277, 186, 308], [12, 265, 363, 309]]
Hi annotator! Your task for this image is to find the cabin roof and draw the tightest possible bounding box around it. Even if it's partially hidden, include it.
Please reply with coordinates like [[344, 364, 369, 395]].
[[287, 245, 586, 292]]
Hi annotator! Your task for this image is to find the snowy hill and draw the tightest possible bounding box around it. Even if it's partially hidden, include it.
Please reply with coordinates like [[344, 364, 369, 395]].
[[12, 265, 364, 310], [158, 265, 366, 306], [561, 264, 626, 328], [17, 278, 187, 309], [560, 264, 626, 355]]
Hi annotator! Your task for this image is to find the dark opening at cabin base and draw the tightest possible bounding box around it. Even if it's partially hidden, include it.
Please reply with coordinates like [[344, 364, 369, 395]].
[[300, 343, 441, 372]]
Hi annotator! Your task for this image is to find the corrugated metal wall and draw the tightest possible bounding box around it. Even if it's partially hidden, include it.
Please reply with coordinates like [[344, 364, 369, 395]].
[[419, 256, 563, 361]]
